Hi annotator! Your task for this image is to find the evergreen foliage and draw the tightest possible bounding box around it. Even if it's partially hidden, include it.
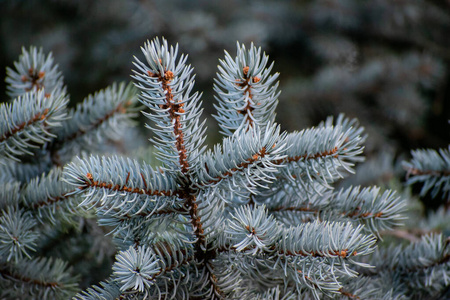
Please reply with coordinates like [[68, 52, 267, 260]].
[[0, 38, 449, 299], [403, 146, 450, 200], [0, 46, 140, 299]]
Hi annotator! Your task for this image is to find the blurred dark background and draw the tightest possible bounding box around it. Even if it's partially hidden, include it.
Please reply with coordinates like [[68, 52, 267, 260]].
[[1, 0, 449, 165]]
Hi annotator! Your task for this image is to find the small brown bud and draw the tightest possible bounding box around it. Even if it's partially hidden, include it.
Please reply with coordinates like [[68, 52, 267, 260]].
[[243, 66, 249, 77], [165, 70, 174, 80]]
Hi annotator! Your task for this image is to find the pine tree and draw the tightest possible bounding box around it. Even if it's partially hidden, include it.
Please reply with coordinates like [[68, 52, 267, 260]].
[[1, 38, 449, 299]]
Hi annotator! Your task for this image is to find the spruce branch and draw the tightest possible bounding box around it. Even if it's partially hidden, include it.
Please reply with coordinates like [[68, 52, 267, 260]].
[[58, 37, 445, 299], [0, 181, 21, 210], [52, 82, 140, 164], [278, 122, 364, 189], [213, 42, 280, 136], [403, 146, 450, 200], [5, 46, 65, 99], [113, 245, 163, 292], [0, 157, 53, 183], [195, 123, 287, 198], [64, 155, 180, 214], [368, 234, 450, 294], [327, 186, 406, 236], [263, 184, 406, 239], [3, 1, 449, 297], [0, 207, 37, 263], [73, 280, 122, 300], [132, 38, 206, 172], [220, 205, 376, 296], [63, 38, 378, 299], [0, 90, 68, 162], [21, 168, 84, 225], [0, 257, 79, 299], [0, 42, 144, 299]]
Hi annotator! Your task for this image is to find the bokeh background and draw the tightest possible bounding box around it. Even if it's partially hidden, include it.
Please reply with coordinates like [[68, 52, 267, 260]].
[[1, 0, 450, 289], [2, 0, 449, 153]]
